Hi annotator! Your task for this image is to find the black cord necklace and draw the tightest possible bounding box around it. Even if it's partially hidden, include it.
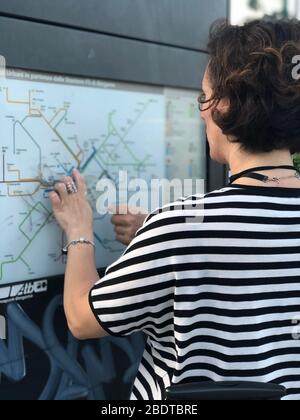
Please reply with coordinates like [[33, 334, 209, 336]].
[[229, 165, 300, 185]]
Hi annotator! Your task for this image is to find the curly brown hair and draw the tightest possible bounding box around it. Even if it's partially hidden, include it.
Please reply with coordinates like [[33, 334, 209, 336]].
[[205, 19, 300, 154]]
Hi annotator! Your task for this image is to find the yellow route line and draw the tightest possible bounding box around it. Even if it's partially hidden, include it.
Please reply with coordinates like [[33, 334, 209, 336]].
[[6, 88, 30, 105], [7, 183, 41, 197], [38, 112, 80, 166], [6, 166, 41, 184], [49, 108, 66, 125], [5, 88, 80, 165], [7, 166, 21, 178], [23, 104, 80, 166]]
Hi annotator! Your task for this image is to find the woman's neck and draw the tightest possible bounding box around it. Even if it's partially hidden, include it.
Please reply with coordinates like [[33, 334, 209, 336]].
[[228, 148, 295, 176], [228, 148, 299, 187]]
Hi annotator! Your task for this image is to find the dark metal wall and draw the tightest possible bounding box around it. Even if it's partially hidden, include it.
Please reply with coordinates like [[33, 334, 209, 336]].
[[0, 16, 207, 89], [0, 0, 228, 50], [0, 0, 228, 400], [0, 0, 228, 91]]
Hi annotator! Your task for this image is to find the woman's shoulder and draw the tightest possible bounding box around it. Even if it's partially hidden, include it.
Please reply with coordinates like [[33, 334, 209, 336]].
[[140, 186, 238, 228], [139, 183, 300, 231]]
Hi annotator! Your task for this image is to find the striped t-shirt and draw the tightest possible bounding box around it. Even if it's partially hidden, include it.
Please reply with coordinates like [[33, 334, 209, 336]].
[[89, 184, 300, 400]]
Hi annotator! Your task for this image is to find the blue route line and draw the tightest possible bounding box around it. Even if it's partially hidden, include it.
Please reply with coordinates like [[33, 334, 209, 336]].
[[93, 154, 105, 171], [54, 110, 67, 130], [55, 155, 74, 176], [80, 147, 97, 173]]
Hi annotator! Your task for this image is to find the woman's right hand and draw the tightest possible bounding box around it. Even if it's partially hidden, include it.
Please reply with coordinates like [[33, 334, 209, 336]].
[[110, 205, 148, 246]]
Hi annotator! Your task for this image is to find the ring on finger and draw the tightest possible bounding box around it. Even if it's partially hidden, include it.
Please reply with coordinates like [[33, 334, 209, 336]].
[[66, 181, 78, 194]]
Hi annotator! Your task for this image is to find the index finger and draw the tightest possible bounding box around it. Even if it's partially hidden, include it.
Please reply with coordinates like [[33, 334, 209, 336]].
[[111, 214, 130, 227], [72, 169, 87, 193], [108, 204, 129, 215]]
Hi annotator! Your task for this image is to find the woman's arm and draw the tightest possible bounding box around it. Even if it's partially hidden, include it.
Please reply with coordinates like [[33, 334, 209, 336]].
[[49, 169, 108, 340], [64, 243, 107, 340]]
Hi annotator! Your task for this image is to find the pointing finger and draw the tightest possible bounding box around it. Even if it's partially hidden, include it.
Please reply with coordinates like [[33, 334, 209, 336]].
[[72, 168, 87, 193], [111, 214, 130, 227]]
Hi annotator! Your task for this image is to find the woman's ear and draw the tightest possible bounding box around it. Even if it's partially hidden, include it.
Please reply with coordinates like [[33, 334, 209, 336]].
[[217, 97, 230, 114]]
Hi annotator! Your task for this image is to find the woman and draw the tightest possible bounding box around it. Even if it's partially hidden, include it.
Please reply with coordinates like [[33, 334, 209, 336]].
[[50, 19, 300, 400]]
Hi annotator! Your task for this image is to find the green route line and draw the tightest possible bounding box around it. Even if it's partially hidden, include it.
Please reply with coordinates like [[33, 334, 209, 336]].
[[106, 103, 150, 164], [20, 257, 31, 272], [80, 116, 117, 173], [18, 201, 49, 241], [95, 145, 155, 168], [18, 225, 31, 242], [0, 201, 52, 281], [93, 154, 105, 171], [14, 118, 42, 172], [54, 109, 68, 129], [82, 101, 153, 174], [21, 196, 50, 218]]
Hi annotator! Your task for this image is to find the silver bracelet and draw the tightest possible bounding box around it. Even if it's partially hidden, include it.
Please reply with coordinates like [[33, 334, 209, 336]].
[[62, 237, 96, 255]]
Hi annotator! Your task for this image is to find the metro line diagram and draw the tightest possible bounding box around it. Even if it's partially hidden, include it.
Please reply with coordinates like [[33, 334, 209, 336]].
[[0, 73, 165, 285]]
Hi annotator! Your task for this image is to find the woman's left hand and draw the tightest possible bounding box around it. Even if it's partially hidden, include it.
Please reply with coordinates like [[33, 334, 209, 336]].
[[49, 169, 94, 241]]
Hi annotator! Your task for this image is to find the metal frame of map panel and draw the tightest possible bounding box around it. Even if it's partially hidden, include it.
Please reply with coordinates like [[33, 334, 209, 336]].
[[0, 16, 207, 90], [0, 0, 229, 51]]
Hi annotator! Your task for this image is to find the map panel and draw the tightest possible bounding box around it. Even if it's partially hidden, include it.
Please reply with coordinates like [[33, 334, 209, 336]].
[[0, 70, 205, 286]]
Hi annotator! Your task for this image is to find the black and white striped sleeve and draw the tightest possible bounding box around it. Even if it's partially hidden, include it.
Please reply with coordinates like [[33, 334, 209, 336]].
[[89, 210, 177, 338]]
